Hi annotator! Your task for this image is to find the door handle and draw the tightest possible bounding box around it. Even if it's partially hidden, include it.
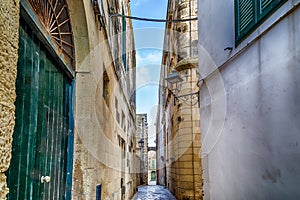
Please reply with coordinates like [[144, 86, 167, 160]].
[[41, 176, 51, 183]]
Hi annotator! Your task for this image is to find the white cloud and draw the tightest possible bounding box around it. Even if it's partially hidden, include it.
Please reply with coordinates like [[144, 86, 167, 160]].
[[136, 50, 161, 87], [136, 66, 152, 87], [136, 51, 162, 67], [133, 0, 149, 7]]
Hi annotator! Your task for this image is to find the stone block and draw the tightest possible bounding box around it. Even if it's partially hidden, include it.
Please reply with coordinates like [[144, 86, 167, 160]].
[[179, 175, 194, 182], [178, 121, 193, 129], [178, 161, 193, 169], [177, 127, 193, 135], [178, 154, 193, 162], [193, 161, 202, 169], [178, 140, 193, 149], [178, 133, 193, 142], [179, 181, 194, 190]]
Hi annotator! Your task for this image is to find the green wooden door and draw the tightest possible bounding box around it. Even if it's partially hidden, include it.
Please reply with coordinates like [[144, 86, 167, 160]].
[[7, 23, 72, 200], [151, 171, 156, 181]]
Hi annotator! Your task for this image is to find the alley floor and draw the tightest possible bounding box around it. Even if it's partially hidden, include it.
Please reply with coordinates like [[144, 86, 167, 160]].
[[131, 184, 176, 200]]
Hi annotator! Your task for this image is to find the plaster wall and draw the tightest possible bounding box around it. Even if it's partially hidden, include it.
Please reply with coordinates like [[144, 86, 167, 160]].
[[198, 0, 300, 199], [0, 0, 19, 199]]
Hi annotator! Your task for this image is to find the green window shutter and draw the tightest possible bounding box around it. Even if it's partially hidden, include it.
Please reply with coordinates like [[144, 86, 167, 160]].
[[258, 0, 287, 20], [235, 0, 256, 43], [235, 0, 288, 45]]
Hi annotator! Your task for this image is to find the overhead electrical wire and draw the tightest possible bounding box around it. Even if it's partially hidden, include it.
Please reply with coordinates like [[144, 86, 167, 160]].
[[109, 14, 198, 22]]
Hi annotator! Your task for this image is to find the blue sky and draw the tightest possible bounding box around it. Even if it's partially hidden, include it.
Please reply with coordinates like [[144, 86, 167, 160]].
[[130, 0, 167, 146], [130, 0, 168, 29]]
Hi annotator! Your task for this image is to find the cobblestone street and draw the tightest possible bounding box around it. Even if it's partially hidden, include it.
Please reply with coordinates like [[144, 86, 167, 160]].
[[131, 185, 176, 200]]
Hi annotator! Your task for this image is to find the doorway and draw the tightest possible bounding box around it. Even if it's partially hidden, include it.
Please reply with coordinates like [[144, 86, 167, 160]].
[[6, 23, 73, 200]]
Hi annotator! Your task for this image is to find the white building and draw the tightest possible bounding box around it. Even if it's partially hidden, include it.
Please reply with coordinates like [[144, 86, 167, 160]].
[[198, 0, 300, 199]]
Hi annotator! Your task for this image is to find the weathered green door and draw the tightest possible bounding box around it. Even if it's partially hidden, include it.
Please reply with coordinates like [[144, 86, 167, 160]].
[[7, 23, 72, 200], [151, 171, 156, 181]]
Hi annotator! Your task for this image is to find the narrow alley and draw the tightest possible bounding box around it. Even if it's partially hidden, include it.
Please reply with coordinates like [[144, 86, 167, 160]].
[[131, 185, 176, 200], [1, 0, 300, 200]]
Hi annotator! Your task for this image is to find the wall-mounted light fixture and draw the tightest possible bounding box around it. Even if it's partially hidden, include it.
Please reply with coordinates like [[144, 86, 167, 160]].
[[165, 69, 199, 106], [165, 69, 183, 84]]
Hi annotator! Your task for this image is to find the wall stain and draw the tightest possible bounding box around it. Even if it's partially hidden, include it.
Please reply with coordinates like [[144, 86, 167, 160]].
[[262, 168, 281, 183]]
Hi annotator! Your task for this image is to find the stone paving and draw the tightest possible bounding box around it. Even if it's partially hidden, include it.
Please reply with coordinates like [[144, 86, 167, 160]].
[[131, 184, 176, 200]]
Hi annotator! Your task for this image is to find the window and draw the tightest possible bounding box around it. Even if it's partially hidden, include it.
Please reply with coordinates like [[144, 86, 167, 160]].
[[103, 71, 109, 105], [115, 97, 120, 123], [152, 160, 155, 168], [235, 0, 287, 44], [96, 184, 102, 200], [122, 6, 127, 72], [122, 111, 126, 132]]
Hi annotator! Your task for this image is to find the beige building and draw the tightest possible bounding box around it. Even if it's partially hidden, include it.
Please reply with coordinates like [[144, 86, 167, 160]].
[[136, 113, 148, 185], [156, 0, 202, 199], [0, 0, 137, 199]]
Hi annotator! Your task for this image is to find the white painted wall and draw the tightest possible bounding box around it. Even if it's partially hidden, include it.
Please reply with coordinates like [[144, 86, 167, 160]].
[[198, 0, 300, 199]]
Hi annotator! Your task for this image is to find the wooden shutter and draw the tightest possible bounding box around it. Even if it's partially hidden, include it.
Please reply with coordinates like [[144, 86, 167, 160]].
[[235, 0, 256, 42], [258, 0, 287, 20], [236, 0, 288, 44]]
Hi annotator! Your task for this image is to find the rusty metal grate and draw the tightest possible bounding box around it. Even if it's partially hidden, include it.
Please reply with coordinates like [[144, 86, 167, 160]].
[[27, 0, 75, 69]]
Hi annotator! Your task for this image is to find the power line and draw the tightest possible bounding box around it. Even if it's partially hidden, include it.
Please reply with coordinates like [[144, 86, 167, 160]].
[[109, 14, 198, 23]]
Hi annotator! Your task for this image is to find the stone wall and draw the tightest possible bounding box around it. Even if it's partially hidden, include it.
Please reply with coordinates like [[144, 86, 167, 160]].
[[157, 0, 201, 199], [136, 114, 148, 184], [0, 0, 19, 199], [165, 63, 201, 200]]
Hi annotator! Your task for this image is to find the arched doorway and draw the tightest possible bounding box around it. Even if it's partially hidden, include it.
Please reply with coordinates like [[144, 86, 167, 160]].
[[6, 1, 75, 199]]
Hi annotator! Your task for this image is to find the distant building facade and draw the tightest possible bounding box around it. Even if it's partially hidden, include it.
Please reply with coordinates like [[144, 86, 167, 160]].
[[198, 0, 300, 199], [136, 114, 148, 185], [0, 0, 137, 199], [148, 150, 156, 183], [156, 0, 202, 199]]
